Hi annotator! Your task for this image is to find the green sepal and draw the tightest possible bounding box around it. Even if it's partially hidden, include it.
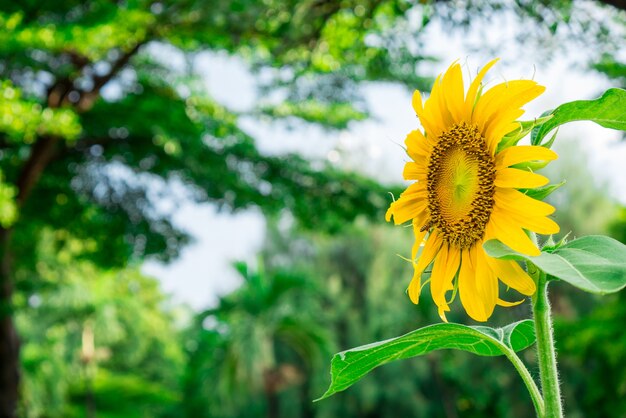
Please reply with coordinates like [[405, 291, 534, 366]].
[[542, 235, 556, 251], [540, 129, 558, 149], [512, 160, 549, 171], [541, 232, 571, 252], [519, 180, 566, 201], [497, 115, 553, 152]]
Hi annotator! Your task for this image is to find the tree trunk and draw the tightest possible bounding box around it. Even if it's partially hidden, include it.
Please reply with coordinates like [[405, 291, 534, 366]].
[[0, 37, 146, 417], [266, 390, 279, 418], [0, 315, 19, 418], [0, 133, 59, 418], [263, 368, 281, 418], [299, 374, 315, 418], [85, 373, 96, 418], [0, 228, 19, 418]]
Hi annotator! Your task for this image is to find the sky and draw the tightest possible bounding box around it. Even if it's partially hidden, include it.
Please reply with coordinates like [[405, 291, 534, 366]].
[[143, 13, 626, 310]]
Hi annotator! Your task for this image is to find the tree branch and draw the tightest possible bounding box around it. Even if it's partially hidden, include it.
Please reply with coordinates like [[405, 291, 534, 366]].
[[77, 40, 148, 112], [597, 0, 626, 11], [93, 41, 147, 93], [15, 135, 58, 207], [15, 39, 148, 208]]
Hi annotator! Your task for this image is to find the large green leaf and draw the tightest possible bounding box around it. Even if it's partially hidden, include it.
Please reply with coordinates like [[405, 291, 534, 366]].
[[484, 236, 626, 294], [531, 88, 626, 146], [318, 320, 535, 400]]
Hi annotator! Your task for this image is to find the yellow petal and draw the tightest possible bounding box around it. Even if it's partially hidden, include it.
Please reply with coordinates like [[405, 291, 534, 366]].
[[464, 58, 499, 118], [476, 81, 545, 131], [405, 129, 432, 161], [441, 62, 465, 123], [428, 74, 454, 132], [458, 246, 493, 322], [411, 215, 429, 260], [496, 298, 525, 307], [482, 107, 526, 136], [487, 121, 521, 155], [403, 162, 427, 181], [486, 215, 541, 256], [430, 243, 461, 318], [412, 89, 424, 115], [494, 168, 549, 188], [474, 80, 545, 153], [408, 231, 443, 304], [485, 257, 536, 296], [485, 113, 525, 154], [475, 81, 533, 115], [413, 231, 444, 276], [516, 215, 560, 235], [438, 307, 449, 323], [407, 274, 422, 305], [494, 187, 555, 217], [475, 246, 498, 318], [385, 183, 427, 224], [412, 90, 444, 139], [494, 207, 560, 235], [496, 145, 558, 169]]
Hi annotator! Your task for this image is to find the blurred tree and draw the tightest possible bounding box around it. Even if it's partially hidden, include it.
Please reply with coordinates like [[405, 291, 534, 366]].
[[184, 261, 330, 418], [182, 222, 543, 418], [542, 139, 626, 418], [0, 1, 432, 414], [543, 138, 620, 239], [185, 196, 626, 417], [16, 228, 185, 418]]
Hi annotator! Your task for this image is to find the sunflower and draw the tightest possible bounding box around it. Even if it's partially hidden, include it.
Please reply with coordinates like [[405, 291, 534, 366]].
[[386, 59, 559, 322]]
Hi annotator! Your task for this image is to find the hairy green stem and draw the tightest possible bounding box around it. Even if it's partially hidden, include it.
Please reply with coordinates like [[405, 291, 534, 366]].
[[503, 349, 545, 418], [531, 268, 564, 418]]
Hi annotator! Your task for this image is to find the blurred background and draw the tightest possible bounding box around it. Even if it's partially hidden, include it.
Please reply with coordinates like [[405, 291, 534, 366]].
[[0, 1, 625, 417]]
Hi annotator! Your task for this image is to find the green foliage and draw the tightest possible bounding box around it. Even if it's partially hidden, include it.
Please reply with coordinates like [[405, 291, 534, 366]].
[[0, 3, 434, 411], [0, 80, 80, 143], [484, 236, 626, 294], [260, 100, 367, 129], [183, 261, 330, 418], [180, 223, 541, 418], [531, 88, 626, 146], [2, 0, 626, 416], [0, 170, 17, 227], [16, 229, 185, 417], [0, 0, 427, 300], [542, 138, 620, 238], [319, 320, 536, 400], [78, 79, 397, 234], [556, 291, 626, 416], [0, 8, 154, 61], [608, 207, 626, 244], [593, 55, 626, 86], [66, 370, 180, 418]]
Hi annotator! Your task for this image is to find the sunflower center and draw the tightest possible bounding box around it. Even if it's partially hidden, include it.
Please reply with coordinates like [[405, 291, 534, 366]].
[[426, 122, 495, 249]]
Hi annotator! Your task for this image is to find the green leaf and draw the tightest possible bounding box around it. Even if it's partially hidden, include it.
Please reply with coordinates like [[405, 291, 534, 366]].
[[531, 88, 626, 146], [519, 180, 566, 201], [317, 320, 535, 400], [484, 236, 626, 294]]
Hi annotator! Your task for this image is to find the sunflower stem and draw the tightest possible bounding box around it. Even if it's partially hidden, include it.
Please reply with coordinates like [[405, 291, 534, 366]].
[[531, 268, 563, 418]]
